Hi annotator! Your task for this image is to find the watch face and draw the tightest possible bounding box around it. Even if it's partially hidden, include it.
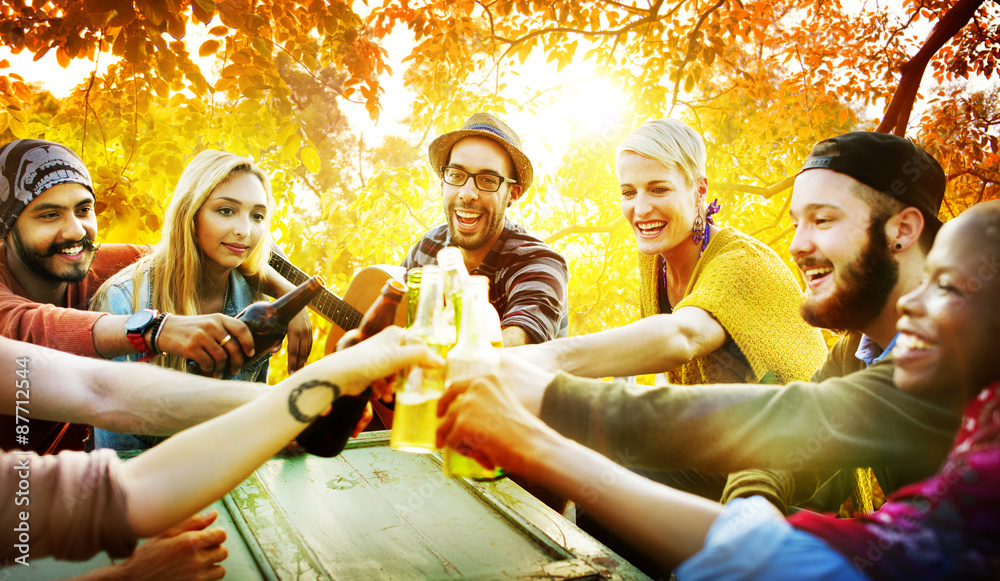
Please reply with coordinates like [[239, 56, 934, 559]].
[[126, 309, 157, 334]]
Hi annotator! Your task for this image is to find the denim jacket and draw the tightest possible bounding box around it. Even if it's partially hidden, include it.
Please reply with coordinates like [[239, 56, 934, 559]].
[[92, 267, 269, 451]]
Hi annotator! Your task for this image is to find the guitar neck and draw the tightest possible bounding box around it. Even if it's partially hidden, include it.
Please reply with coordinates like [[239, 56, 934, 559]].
[[268, 252, 364, 331]]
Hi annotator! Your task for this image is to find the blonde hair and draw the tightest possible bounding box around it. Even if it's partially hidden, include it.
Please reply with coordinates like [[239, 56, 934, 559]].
[[93, 149, 274, 370], [616, 119, 707, 189]]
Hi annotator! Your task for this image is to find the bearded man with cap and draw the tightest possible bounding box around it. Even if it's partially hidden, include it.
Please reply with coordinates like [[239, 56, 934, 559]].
[[480, 132, 958, 524], [401, 112, 569, 347]]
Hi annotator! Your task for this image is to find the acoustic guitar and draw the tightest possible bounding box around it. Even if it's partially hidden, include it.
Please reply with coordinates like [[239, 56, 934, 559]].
[[267, 252, 406, 355]]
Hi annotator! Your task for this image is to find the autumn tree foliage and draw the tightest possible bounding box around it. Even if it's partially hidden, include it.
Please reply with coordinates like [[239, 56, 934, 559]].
[[0, 0, 997, 376]]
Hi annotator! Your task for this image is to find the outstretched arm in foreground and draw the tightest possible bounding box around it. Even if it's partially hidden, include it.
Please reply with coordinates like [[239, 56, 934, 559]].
[[119, 326, 441, 537], [0, 335, 266, 437], [435, 374, 722, 570], [507, 307, 725, 378]]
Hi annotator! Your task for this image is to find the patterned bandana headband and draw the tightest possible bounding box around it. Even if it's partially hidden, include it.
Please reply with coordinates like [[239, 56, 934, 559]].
[[0, 139, 94, 239]]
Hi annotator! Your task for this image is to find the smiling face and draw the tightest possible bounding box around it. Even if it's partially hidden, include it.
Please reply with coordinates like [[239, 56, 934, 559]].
[[7, 182, 98, 283], [893, 210, 1000, 399], [618, 151, 705, 259], [442, 136, 520, 252], [194, 172, 269, 274], [789, 169, 900, 332]]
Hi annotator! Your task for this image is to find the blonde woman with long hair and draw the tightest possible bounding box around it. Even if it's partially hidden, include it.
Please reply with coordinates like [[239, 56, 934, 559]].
[[91, 149, 276, 451]]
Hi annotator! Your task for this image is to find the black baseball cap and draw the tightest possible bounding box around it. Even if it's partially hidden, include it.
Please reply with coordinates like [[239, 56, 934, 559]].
[[798, 132, 945, 229]]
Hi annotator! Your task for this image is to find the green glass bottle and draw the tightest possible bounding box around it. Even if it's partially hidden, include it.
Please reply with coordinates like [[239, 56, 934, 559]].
[[442, 276, 503, 480], [391, 266, 447, 453]]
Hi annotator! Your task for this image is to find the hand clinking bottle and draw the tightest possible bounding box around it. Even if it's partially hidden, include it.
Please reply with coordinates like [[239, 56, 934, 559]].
[[295, 280, 407, 457]]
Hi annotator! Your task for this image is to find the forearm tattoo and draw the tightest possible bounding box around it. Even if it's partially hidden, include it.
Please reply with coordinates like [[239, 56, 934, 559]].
[[287, 380, 341, 423]]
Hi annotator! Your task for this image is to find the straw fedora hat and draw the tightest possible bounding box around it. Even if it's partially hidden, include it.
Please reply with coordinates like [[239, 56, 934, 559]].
[[427, 112, 533, 191]]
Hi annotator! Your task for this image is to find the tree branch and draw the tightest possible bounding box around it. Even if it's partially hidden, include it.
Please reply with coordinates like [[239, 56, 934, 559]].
[[493, 0, 665, 58], [766, 224, 795, 246], [667, 0, 726, 117], [876, 0, 985, 135], [712, 175, 795, 199], [947, 167, 1000, 184]]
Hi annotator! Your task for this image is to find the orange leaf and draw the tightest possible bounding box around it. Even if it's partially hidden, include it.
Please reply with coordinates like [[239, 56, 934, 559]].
[[56, 48, 71, 68], [198, 39, 220, 57]]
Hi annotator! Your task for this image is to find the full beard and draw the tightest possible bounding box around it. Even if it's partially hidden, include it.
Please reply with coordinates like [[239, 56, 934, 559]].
[[800, 219, 899, 333], [10, 227, 96, 283], [446, 201, 507, 252]]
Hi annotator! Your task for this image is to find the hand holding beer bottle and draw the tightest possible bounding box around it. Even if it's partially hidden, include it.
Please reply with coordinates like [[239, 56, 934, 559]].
[[390, 265, 448, 453], [442, 276, 505, 479], [295, 280, 406, 457], [187, 276, 324, 378]]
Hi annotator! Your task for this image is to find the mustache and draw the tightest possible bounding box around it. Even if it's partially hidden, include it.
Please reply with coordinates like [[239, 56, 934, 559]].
[[795, 258, 833, 270], [42, 236, 97, 257], [451, 203, 485, 212]]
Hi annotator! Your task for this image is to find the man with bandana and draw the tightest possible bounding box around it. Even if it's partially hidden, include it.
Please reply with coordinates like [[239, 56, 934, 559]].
[[0, 140, 257, 581], [0, 139, 310, 455]]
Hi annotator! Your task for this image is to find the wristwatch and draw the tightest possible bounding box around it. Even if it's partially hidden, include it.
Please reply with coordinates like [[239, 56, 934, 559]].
[[125, 309, 160, 357]]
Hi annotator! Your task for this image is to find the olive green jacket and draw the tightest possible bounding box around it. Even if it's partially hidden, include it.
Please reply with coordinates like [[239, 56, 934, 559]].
[[539, 337, 960, 512]]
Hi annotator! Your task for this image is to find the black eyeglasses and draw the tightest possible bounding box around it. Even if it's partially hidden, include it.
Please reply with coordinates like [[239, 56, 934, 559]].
[[440, 166, 515, 193]]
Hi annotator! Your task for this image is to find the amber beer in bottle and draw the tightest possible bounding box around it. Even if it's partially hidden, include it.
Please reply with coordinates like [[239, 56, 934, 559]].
[[188, 275, 324, 378], [391, 266, 446, 453], [297, 280, 407, 458]]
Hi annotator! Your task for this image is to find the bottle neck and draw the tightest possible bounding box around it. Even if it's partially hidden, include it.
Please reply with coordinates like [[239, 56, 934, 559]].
[[271, 275, 324, 324], [358, 281, 405, 339], [412, 272, 443, 332], [455, 284, 489, 348]]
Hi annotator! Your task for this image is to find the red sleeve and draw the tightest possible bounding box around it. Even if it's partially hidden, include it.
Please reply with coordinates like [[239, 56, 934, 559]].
[[0, 244, 147, 358]]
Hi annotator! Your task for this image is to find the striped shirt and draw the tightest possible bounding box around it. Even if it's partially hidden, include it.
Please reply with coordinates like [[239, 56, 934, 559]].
[[402, 221, 569, 343]]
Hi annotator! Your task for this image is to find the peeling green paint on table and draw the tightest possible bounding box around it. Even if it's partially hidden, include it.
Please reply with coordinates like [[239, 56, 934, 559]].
[[7, 431, 650, 580]]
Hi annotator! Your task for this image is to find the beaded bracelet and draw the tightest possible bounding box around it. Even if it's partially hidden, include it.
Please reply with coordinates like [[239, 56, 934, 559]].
[[150, 313, 171, 355]]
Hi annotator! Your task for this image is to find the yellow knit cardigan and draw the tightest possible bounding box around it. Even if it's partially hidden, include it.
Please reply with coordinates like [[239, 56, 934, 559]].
[[637, 227, 827, 385]]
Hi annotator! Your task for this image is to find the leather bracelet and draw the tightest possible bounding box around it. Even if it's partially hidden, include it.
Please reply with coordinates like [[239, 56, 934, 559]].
[[150, 313, 171, 355], [287, 380, 341, 424]]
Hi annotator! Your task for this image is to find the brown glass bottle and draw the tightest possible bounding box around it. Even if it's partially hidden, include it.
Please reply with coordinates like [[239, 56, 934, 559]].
[[297, 279, 407, 457], [188, 276, 324, 378]]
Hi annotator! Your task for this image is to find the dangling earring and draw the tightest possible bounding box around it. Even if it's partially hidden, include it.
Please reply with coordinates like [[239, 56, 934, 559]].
[[691, 212, 705, 245]]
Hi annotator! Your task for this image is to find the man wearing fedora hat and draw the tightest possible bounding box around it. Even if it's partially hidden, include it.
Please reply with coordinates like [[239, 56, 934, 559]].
[[402, 112, 568, 347]]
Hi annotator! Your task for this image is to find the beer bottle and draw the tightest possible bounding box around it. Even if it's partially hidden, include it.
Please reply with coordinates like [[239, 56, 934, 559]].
[[473, 276, 504, 348], [391, 266, 447, 453], [188, 275, 324, 378], [437, 247, 467, 344], [405, 268, 422, 328], [297, 279, 407, 457], [443, 276, 503, 479]]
